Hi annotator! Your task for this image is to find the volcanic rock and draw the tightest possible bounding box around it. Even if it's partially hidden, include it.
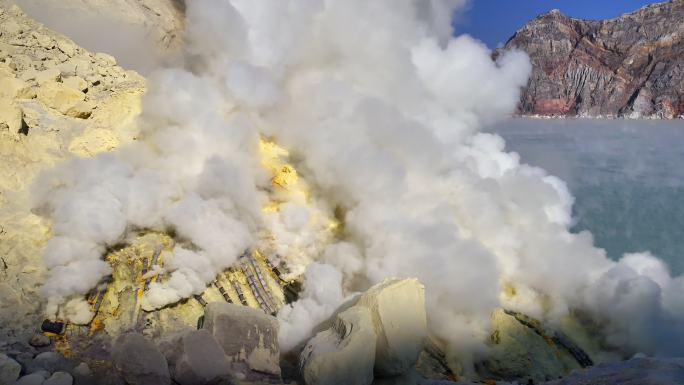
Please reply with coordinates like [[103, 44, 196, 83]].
[[483, 309, 591, 383], [43, 371, 73, 385], [112, 332, 171, 385], [356, 278, 428, 377], [202, 303, 281, 380], [501, 1, 684, 118], [35, 82, 86, 114], [0, 353, 21, 385], [300, 306, 376, 385], [166, 329, 233, 385], [14, 374, 45, 385], [28, 333, 51, 348], [30, 352, 70, 374]]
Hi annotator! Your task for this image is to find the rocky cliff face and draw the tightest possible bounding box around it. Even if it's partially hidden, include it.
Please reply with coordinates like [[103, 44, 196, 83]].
[[501, 0, 684, 118]]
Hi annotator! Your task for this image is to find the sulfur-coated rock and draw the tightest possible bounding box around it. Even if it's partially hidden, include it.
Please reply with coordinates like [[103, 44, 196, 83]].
[[170, 329, 232, 385], [483, 309, 582, 383], [35, 82, 85, 115], [203, 303, 281, 379], [0, 353, 21, 385], [34, 68, 61, 84], [65, 100, 94, 119], [300, 306, 376, 385], [0, 99, 22, 133], [112, 332, 170, 385], [62, 76, 88, 92], [43, 371, 73, 385], [356, 278, 428, 376], [0, 75, 27, 99]]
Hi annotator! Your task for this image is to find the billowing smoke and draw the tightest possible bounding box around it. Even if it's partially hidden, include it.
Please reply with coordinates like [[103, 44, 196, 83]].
[[32, 0, 684, 367]]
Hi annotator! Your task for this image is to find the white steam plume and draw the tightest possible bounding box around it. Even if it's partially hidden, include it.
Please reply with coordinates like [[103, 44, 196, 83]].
[[33, 0, 684, 365]]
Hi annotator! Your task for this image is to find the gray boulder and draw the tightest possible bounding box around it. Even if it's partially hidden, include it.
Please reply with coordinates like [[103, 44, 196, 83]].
[[203, 303, 280, 380], [43, 372, 73, 385], [170, 329, 232, 385], [0, 353, 21, 385], [30, 352, 69, 374], [28, 334, 51, 348], [14, 373, 45, 385], [300, 306, 376, 385], [112, 332, 170, 385]]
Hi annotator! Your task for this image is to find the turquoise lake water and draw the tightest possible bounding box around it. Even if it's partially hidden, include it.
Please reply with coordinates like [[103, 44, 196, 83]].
[[489, 118, 684, 275]]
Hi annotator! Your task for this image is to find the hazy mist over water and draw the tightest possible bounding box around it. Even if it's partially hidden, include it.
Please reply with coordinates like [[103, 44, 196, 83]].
[[490, 118, 684, 275]]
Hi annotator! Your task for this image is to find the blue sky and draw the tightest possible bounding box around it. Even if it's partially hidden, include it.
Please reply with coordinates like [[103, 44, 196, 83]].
[[455, 0, 661, 48]]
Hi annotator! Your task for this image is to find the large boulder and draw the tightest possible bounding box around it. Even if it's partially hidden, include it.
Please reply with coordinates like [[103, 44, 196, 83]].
[[34, 81, 86, 114], [43, 371, 73, 385], [0, 353, 21, 385], [168, 329, 233, 385], [29, 352, 70, 374], [112, 332, 170, 385], [483, 309, 585, 383], [0, 99, 22, 133], [356, 278, 428, 376], [14, 374, 45, 385], [300, 306, 376, 385], [202, 303, 281, 380]]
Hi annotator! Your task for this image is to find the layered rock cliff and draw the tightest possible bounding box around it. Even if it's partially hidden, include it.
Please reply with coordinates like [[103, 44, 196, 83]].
[[501, 0, 684, 118]]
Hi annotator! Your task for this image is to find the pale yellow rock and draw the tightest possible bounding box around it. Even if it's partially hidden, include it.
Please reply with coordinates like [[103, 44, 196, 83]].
[[1, 19, 22, 35], [356, 278, 428, 376], [65, 100, 94, 119], [31, 31, 54, 49], [0, 99, 22, 133], [94, 52, 116, 66], [0, 75, 28, 99], [485, 309, 582, 383], [35, 81, 85, 114], [56, 38, 77, 56], [56, 61, 77, 76], [19, 68, 38, 82], [301, 306, 376, 385], [34, 68, 61, 84], [73, 58, 94, 79], [62, 76, 88, 92], [68, 128, 119, 156]]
